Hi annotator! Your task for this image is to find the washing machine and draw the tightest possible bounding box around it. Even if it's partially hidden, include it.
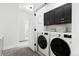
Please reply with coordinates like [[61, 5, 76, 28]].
[[50, 32, 72, 56], [37, 31, 50, 56]]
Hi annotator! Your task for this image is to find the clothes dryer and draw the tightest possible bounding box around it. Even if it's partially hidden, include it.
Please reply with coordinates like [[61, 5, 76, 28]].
[[50, 32, 72, 56]]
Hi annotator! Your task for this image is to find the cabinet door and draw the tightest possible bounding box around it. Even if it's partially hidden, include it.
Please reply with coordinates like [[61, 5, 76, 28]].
[[64, 3, 72, 23], [50, 10, 55, 25], [54, 6, 64, 24], [44, 12, 50, 26]]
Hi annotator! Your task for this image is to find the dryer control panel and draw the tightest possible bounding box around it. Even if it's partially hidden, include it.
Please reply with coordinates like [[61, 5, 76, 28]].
[[44, 33, 48, 35]]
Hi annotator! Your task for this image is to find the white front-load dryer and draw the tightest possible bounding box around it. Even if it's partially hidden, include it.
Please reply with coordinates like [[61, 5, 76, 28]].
[[37, 31, 50, 56], [50, 32, 72, 56]]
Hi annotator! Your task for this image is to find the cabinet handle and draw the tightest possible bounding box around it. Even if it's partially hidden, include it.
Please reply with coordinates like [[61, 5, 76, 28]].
[[61, 18, 64, 20], [61, 21, 64, 22]]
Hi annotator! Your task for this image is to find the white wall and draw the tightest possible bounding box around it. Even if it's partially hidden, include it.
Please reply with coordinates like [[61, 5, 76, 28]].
[[0, 3, 34, 50], [18, 3, 36, 51], [36, 8, 44, 32], [45, 24, 71, 33], [72, 3, 79, 56], [17, 8, 29, 41], [17, 5, 32, 48], [0, 4, 19, 49]]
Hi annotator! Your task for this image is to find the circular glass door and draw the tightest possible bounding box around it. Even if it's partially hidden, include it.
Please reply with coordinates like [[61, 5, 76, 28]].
[[38, 35, 47, 49], [50, 38, 70, 56]]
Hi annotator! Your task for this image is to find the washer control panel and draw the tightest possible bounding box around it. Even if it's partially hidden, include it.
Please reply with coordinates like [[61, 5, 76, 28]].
[[64, 34, 72, 38]]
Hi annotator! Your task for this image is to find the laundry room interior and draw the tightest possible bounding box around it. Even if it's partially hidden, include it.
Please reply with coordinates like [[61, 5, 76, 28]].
[[0, 3, 79, 56]]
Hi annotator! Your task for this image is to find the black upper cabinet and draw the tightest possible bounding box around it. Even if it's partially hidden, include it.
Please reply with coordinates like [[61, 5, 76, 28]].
[[50, 10, 55, 25], [44, 10, 55, 26], [54, 5, 64, 24], [44, 12, 50, 26], [44, 3, 72, 26], [64, 3, 72, 23]]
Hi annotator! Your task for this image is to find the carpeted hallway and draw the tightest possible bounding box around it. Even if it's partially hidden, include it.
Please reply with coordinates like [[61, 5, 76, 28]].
[[3, 47, 40, 56]]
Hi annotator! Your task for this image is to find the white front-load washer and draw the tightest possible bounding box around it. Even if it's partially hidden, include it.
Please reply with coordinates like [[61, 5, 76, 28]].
[[37, 31, 50, 56], [50, 32, 72, 56]]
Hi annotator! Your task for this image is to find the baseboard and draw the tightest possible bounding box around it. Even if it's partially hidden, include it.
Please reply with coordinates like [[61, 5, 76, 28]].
[[3, 42, 30, 50]]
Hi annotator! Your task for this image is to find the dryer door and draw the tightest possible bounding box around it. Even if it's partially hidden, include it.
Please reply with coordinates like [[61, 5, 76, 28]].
[[50, 38, 70, 56], [38, 35, 47, 49]]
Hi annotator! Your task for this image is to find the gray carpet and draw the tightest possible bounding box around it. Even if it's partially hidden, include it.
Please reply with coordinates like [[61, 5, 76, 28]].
[[3, 47, 40, 56]]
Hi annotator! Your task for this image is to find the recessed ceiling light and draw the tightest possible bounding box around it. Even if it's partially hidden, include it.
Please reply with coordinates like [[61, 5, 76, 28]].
[[25, 4, 33, 11], [19, 4, 33, 11]]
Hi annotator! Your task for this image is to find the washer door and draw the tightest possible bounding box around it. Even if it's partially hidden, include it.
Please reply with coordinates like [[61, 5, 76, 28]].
[[38, 35, 47, 49], [50, 38, 70, 56]]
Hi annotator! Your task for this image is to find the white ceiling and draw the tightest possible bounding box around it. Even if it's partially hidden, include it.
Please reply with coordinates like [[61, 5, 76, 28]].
[[32, 3, 44, 11], [19, 3, 44, 11]]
